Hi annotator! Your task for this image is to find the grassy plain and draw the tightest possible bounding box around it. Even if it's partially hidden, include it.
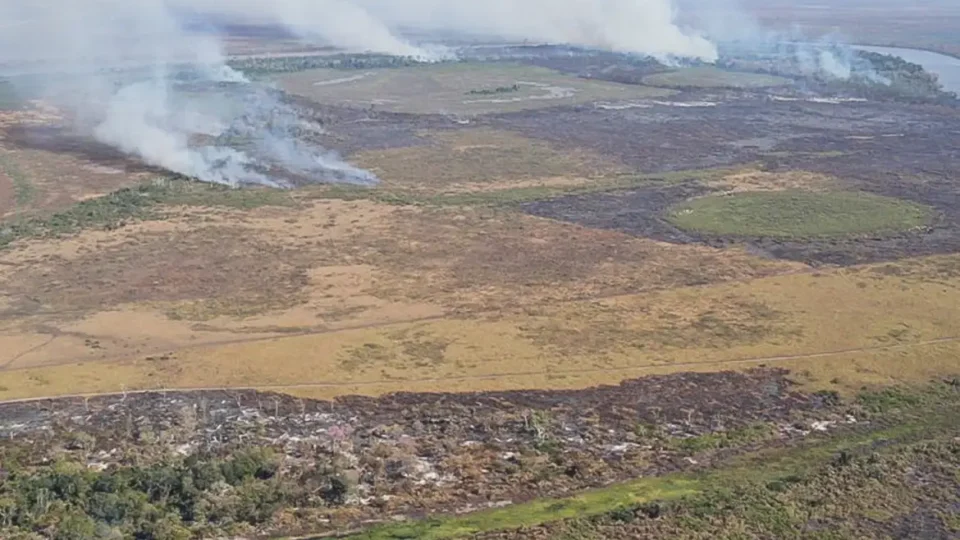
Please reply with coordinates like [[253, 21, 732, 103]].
[[642, 67, 791, 89], [2, 226, 960, 400], [667, 190, 935, 239], [0, 126, 958, 404], [276, 63, 674, 114]]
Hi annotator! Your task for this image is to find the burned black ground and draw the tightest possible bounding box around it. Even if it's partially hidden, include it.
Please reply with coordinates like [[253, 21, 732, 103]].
[[0, 369, 840, 537]]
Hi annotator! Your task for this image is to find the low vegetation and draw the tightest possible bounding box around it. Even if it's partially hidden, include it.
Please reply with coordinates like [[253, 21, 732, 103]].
[[349, 382, 960, 539], [228, 53, 433, 77], [642, 67, 790, 89], [0, 178, 292, 248], [276, 63, 673, 114], [666, 190, 935, 239], [0, 153, 35, 207], [466, 84, 521, 96], [478, 437, 960, 539], [1, 379, 954, 540], [0, 446, 347, 540]]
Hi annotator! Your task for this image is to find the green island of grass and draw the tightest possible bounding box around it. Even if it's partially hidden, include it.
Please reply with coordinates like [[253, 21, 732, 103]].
[[666, 190, 935, 239]]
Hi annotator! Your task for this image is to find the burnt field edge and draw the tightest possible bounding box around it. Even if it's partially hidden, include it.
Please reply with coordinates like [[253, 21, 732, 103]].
[[339, 381, 960, 540], [1, 369, 957, 539]]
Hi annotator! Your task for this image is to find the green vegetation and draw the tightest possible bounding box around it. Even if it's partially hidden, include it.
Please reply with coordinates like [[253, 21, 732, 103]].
[[0, 178, 292, 248], [277, 63, 674, 115], [0, 153, 35, 207], [466, 84, 520, 96], [851, 51, 957, 102], [228, 53, 433, 77], [0, 447, 351, 540], [520, 437, 960, 539], [666, 190, 935, 239], [0, 166, 725, 248], [642, 67, 790, 89], [664, 422, 776, 454], [0, 383, 955, 539], [349, 383, 960, 539]]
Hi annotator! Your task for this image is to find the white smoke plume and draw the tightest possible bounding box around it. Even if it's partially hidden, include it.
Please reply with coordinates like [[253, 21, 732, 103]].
[[0, 0, 714, 186], [679, 0, 886, 81], [172, 0, 717, 61]]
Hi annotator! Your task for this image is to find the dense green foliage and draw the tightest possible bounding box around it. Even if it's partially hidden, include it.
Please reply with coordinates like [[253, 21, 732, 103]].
[[0, 447, 351, 539], [851, 51, 957, 102], [228, 54, 436, 76], [666, 190, 934, 239]]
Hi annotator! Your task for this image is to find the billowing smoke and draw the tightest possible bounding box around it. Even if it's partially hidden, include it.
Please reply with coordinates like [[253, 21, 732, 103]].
[[0, 1, 382, 187], [173, 0, 717, 61], [0, 0, 716, 186]]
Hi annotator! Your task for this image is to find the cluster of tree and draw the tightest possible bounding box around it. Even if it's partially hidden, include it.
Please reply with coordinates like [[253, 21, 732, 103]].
[[841, 51, 957, 103], [466, 84, 520, 96], [719, 48, 956, 105], [228, 54, 434, 76], [0, 447, 352, 540], [523, 48, 666, 86]]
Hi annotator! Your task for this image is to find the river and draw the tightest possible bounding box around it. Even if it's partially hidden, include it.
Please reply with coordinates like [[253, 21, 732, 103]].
[[853, 45, 960, 94]]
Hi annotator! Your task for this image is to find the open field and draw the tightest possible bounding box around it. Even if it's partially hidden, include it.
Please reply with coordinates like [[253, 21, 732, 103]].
[[642, 67, 790, 89], [667, 190, 935, 239], [275, 63, 674, 114], [0, 50, 959, 538]]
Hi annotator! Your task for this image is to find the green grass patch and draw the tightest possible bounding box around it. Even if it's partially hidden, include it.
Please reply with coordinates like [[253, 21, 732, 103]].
[[666, 190, 935, 239], [643, 67, 790, 89], [277, 63, 674, 115], [0, 178, 293, 248], [348, 476, 700, 540], [0, 153, 35, 207], [665, 422, 777, 454]]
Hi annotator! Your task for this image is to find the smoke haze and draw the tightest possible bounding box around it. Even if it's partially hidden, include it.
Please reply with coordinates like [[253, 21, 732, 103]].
[[0, 0, 901, 186], [0, 0, 720, 186]]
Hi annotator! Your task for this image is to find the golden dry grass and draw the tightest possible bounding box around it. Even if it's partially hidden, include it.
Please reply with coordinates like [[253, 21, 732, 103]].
[[1, 155, 959, 402], [0, 106, 148, 217], [2, 252, 960, 400]]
